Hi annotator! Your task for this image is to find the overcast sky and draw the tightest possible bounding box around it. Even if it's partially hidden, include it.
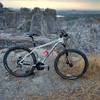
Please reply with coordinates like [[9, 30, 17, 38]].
[[0, 0, 100, 10]]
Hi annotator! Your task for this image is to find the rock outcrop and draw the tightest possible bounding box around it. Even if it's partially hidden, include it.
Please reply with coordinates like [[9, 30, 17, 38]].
[[30, 8, 57, 35], [0, 8, 57, 35], [0, 7, 100, 53]]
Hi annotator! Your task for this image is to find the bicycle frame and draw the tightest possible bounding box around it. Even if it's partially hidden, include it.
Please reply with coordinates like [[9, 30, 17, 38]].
[[19, 37, 64, 64]]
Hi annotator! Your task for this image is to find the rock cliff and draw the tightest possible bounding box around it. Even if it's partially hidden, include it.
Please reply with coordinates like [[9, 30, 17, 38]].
[[30, 8, 57, 35], [0, 8, 100, 53]]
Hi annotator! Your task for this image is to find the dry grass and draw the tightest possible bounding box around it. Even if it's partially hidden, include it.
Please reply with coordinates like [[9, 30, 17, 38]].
[[47, 84, 100, 100], [57, 53, 100, 80], [24, 84, 100, 100], [45, 54, 100, 100], [84, 54, 100, 79]]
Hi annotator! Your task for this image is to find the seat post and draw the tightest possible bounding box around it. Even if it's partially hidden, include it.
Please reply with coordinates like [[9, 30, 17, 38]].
[[29, 36, 36, 47]]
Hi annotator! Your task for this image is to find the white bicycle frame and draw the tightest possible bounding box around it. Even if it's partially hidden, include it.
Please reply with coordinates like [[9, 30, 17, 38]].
[[20, 37, 64, 64]]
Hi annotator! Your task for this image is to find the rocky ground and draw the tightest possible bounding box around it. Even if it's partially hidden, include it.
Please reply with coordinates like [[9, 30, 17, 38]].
[[0, 49, 100, 100], [0, 34, 51, 49]]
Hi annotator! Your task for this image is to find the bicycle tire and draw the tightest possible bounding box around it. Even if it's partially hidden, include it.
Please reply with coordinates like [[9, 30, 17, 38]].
[[54, 49, 88, 80], [3, 46, 36, 77]]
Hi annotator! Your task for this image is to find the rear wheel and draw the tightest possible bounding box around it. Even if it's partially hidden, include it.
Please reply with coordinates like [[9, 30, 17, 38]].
[[3, 46, 36, 77], [54, 49, 88, 80]]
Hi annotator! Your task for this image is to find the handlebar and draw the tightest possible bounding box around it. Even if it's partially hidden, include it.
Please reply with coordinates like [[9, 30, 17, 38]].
[[57, 30, 70, 38], [27, 30, 69, 39]]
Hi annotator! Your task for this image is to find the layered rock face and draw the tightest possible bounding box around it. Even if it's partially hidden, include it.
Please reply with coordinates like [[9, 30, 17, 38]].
[[0, 12, 32, 32], [30, 8, 57, 35], [0, 8, 57, 35]]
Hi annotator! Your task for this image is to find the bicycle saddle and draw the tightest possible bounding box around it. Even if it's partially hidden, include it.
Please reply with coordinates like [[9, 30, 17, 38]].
[[28, 33, 39, 37]]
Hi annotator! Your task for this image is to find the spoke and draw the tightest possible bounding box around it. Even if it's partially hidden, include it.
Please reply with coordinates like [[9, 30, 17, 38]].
[[6, 48, 34, 76], [13, 68, 21, 73], [58, 52, 85, 76]]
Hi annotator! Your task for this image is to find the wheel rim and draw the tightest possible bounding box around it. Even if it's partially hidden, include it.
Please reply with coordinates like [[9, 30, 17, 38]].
[[57, 52, 85, 78], [6, 49, 34, 76]]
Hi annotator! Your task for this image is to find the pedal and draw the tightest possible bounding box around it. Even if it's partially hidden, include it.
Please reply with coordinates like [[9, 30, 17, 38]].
[[44, 65, 50, 71]]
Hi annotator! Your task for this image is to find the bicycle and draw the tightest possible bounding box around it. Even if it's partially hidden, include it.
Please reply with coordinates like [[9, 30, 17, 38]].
[[3, 30, 89, 80]]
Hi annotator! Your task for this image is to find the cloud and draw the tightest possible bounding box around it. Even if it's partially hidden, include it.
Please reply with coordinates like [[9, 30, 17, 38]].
[[1, 0, 100, 10], [2, 0, 100, 2]]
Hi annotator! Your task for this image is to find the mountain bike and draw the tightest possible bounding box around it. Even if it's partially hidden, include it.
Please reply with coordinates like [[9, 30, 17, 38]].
[[3, 30, 88, 80]]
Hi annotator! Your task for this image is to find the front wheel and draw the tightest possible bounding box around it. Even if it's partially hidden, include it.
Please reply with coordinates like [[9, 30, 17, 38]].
[[54, 49, 88, 80]]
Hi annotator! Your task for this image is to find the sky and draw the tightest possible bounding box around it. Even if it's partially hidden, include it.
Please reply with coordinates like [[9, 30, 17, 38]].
[[0, 0, 100, 10]]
